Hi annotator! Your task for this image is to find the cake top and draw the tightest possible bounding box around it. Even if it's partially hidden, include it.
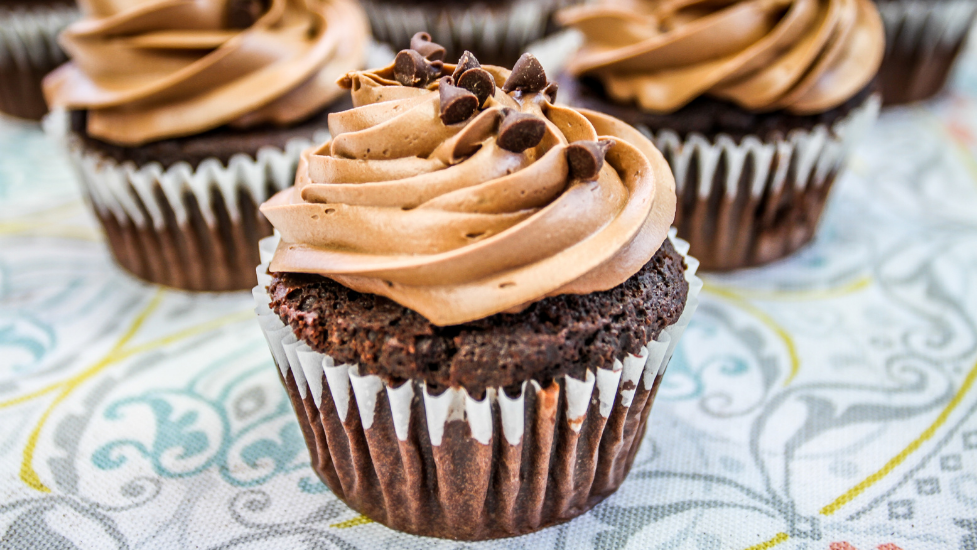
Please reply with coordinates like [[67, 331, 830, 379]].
[[558, 0, 884, 114], [43, 0, 369, 146], [260, 33, 678, 326]]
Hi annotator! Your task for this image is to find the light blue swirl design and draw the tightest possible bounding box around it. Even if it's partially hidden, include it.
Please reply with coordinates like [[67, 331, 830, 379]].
[[91, 344, 326, 493], [0, 314, 56, 374]]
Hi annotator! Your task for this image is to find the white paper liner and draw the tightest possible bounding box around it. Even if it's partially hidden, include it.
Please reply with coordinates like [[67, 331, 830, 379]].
[[361, 0, 580, 63], [638, 94, 881, 203], [253, 229, 702, 446], [878, 0, 977, 57], [0, 4, 77, 72], [43, 109, 328, 231]]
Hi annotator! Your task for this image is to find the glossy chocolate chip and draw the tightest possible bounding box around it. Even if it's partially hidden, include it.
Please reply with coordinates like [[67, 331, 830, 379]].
[[394, 49, 442, 87], [566, 140, 613, 181], [410, 31, 446, 61], [497, 109, 546, 153], [502, 54, 548, 94], [452, 51, 481, 80], [542, 81, 559, 104], [439, 77, 479, 125], [457, 68, 495, 107]]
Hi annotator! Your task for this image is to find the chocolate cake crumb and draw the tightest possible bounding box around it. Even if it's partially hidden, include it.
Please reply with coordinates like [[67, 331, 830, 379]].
[[269, 239, 689, 395]]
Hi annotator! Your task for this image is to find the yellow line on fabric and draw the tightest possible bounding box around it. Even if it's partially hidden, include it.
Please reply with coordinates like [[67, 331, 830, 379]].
[[705, 286, 800, 386], [741, 532, 789, 550], [820, 356, 977, 516], [331, 515, 373, 529], [19, 291, 164, 492], [704, 276, 872, 302], [16, 293, 253, 492]]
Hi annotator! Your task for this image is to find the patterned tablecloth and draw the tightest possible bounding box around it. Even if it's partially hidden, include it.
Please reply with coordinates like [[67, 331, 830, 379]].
[[3, 43, 977, 550]]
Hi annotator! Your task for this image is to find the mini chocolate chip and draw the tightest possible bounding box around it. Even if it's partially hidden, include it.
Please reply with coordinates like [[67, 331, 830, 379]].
[[410, 31, 446, 61], [394, 49, 442, 87], [457, 68, 495, 106], [497, 109, 546, 153], [542, 81, 559, 103], [566, 139, 613, 181], [439, 77, 479, 125], [502, 53, 548, 93], [452, 50, 481, 80], [226, 0, 268, 28]]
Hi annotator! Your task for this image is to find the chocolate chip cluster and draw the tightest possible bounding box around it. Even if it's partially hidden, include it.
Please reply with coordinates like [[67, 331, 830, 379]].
[[392, 32, 571, 154]]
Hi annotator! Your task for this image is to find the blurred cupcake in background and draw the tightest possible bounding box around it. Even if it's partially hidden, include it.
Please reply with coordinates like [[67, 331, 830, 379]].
[[0, 0, 78, 120], [558, 0, 885, 271], [43, 0, 369, 291], [362, 0, 580, 66], [874, 0, 977, 105]]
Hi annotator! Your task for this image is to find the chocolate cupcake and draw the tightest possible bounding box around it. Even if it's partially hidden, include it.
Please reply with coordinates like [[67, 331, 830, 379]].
[[361, 0, 579, 66], [0, 0, 78, 120], [875, 0, 977, 104], [42, 0, 369, 291], [253, 41, 701, 539], [558, 0, 884, 271]]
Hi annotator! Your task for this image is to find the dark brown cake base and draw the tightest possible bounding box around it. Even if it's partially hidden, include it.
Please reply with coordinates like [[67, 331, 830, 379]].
[[279, 363, 666, 540], [559, 74, 875, 141], [561, 76, 878, 271], [270, 238, 689, 395], [70, 105, 346, 169]]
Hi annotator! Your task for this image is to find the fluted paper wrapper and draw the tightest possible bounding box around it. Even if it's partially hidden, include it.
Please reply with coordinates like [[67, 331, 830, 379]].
[[252, 230, 702, 540], [637, 94, 880, 271], [361, 0, 580, 66], [877, 0, 977, 105], [44, 109, 327, 291], [0, 4, 78, 120]]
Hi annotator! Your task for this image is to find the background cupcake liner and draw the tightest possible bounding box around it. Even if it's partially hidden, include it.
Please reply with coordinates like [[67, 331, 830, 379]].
[[44, 109, 327, 292], [0, 4, 78, 120], [361, 0, 579, 65], [253, 230, 702, 540], [876, 0, 977, 104], [636, 95, 881, 272]]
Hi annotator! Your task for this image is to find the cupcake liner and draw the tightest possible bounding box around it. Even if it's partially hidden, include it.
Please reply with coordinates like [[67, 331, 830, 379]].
[[0, 4, 79, 120], [43, 109, 328, 291], [361, 0, 580, 65], [253, 229, 702, 540], [876, 0, 977, 104], [634, 94, 881, 271]]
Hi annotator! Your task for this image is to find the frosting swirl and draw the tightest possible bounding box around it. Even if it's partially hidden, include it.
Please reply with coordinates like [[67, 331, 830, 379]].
[[261, 44, 677, 326], [44, 0, 368, 145], [557, 0, 884, 114]]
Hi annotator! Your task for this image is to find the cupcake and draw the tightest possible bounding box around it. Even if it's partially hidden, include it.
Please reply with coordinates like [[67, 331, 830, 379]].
[[0, 0, 78, 120], [42, 0, 370, 291], [253, 39, 701, 540], [361, 0, 579, 66], [875, 0, 977, 104], [557, 0, 884, 271]]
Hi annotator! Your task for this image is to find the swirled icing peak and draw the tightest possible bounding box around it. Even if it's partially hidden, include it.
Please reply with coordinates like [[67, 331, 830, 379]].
[[261, 38, 678, 326], [558, 0, 884, 114], [44, 0, 369, 145]]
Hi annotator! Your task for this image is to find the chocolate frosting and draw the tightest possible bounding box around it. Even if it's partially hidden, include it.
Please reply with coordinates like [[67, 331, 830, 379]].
[[260, 46, 677, 326], [44, 0, 369, 145], [558, 0, 884, 114]]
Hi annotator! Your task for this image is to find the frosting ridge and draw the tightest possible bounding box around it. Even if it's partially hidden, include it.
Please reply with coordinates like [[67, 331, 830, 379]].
[[261, 42, 677, 326], [44, 0, 369, 145], [558, 0, 884, 114]]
